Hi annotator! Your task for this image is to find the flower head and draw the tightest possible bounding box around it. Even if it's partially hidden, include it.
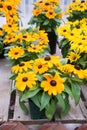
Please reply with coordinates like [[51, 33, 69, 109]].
[[15, 72, 37, 91], [41, 72, 65, 95], [8, 46, 24, 59]]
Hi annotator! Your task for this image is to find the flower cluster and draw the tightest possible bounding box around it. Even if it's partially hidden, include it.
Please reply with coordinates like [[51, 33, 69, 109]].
[[10, 54, 87, 120], [28, 0, 62, 32], [57, 18, 87, 69], [0, 0, 20, 56], [6, 27, 49, 65], [65, 0, 87, 21]]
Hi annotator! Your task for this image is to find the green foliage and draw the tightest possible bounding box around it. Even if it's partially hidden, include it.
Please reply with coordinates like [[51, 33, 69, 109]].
[[58, 38, 70, 58], [67, 10, 87, 22]]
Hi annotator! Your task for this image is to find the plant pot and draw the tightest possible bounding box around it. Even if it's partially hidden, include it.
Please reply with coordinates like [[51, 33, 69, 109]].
[[0, 44, 6, 59], [47, 31, 57, 55], [28, 99, 46, 119], [0, 48, 5, 59]]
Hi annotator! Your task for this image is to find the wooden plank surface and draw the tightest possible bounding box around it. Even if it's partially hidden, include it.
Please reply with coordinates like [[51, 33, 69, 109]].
[[55, 98, 87, 123], [81, 85, 87, 100], [11, 93, 87, 124], [0, 59, 12, 123]]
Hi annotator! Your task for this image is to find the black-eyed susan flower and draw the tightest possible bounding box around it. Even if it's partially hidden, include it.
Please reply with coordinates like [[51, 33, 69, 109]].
[[67, 51, 80, 63], [46, 9, 56, 19], [15, 72, 37, 91], [0, 1, 5, 12], [41, 72, 65, 95], [32, 8, 42, 17], [8, 46, 24, 59], [39, 55, 60, 68], [73, 66, 87, 79], [11, 60, 34, 74], [4, 2, 17, 15], [33, 59, 49, 74]]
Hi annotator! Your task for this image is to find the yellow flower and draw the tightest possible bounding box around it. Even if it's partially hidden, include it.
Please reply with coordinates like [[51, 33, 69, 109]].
[[15, 72, 37, 91], [3, 33, 16, 44], [33, 59, 49, 74], [6, 0, 20, 5], [42, 2, 52, 11], [2, 23, 19, 34], [41, 72, 65, 95], [8, 46, 24, 59], [40, 55, 60, 68], [0, 28, 3, 36], [61, 64, 75, 74], [46, 9, 56, 19], [28, 44, 43, 53], [4, 1, 17, 15], [6, 14, 19, 24], [67, 51, 80, 63], [73, 66, 87, 79], [11, 60, 34, 74], [32, 8, 42, 16], [0, 2, 5, 12], [57, 25, 71, 37]]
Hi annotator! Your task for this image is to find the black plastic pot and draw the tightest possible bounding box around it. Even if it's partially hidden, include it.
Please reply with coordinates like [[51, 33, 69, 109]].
[[28, 99, 46, 119], [47, 31, 57, 55]]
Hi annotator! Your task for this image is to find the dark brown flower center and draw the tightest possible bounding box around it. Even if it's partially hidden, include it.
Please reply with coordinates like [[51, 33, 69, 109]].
[[0, 4, 3, 8], [81, 0, 85, 3], [44, 56, 51, 61], [38, 64, 42, 69], [0, 28, 2, 31], [63, 29, 66, 32], [7, 5, 12, 10], [33, 47, 36, 50], [78, 42, 82, 45], [70, 33, 74, 36], [73, 56, 76, 60], [50, 80, 57, 86], [39, 0, 43, 3], [19, 62, 25, 67], [15, 52, 18, 55], [22, 77, 28, 82], [72, 0, 75, 2], [23, 35, 27, 38], [45, 2, 50, 6], [82, 38, 85, 40], [80, 5, 83, 8], [49, 12, 53, 15], [10, 15, 13, 17], [76, 25, 80, 29], [8, 24, 12, 27], [74, 65, 81, 70]]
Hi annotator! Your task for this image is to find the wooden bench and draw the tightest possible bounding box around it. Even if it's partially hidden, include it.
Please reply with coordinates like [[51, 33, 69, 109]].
[[0, 58, 87, 125]]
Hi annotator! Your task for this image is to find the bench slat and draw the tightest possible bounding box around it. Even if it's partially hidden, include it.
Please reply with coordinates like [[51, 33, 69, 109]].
[[0, 59, 12, 123]]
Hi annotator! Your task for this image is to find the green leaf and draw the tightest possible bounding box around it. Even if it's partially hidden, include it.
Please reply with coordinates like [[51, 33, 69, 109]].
[[9, 73, 17, 80], [45, 99, 56, 120], [71, 83, 81, 105], [59, 38, 69, 48], [60, 95, 70, 118], [31, 92, 42, 108], [19, 99, 29, 114], [64, 84, 73, 97], [36, 74, 44, 81], [43, 20, 49, 25], [21, 88, 41, 101], [60, 58, 68, 65], [56, 94, 65, 111], [40, 92, 51, 110], [5, 60, 16, 67]]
